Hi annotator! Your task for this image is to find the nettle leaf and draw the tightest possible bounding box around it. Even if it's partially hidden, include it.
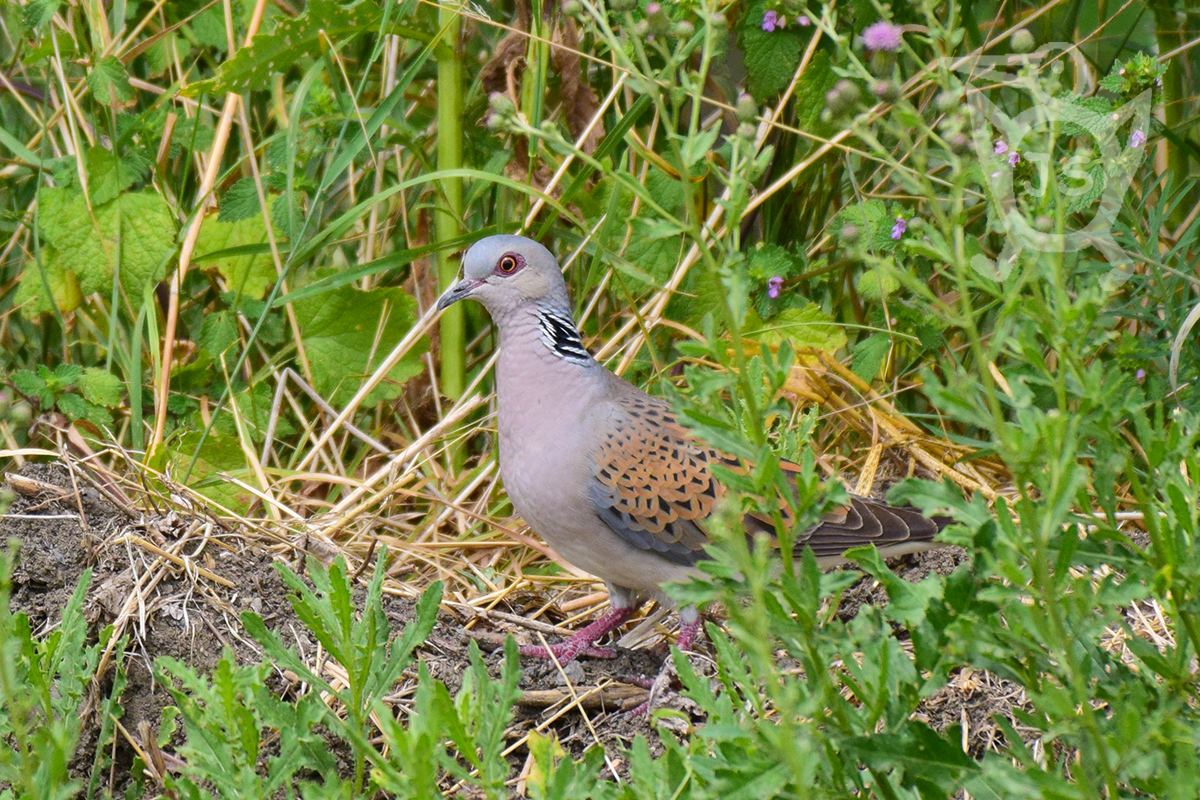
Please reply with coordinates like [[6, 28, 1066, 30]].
[[738, 3, 804, 100], [14, 249, 82, 314], [24, 0, 62, 32], [793, 50, 838, 133], [751, 303, 847, 352], [87, 56, 135, 107], [293, 282, 429, 406], [219, 178, 264, 223], [835, 199, 897, 252], [77, 368, 124, 408], [86, 145, 143, 206], [182, 0, 389, 96], [851, 332, 891, 381], [11, 369, 45, 397], [194, 207, 280, 299], [57, 393, 111, 428], [37, 188, 176, 296]]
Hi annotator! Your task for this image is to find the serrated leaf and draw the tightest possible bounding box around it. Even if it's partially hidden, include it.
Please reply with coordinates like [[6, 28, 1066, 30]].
[[739, 3, 804, 100], [57, 393, 110, 428], [78, 368, 124, 408], [11, 369, 45, 397], [851, 333, 891, 381], [87, 56, 135, 107], [793, 50, 838, 133], [293, 282, 429, 406], [37, 188, 176, 296], [182, 0, 389, 96], [14, 249, 82, 314], [86, 145, 142, 206], [53, 363, 83, 384], [24, 0, 62, 31], [751, 303, 847, 352], [194, 208, 279, 299], [219, 178, 263, 223]]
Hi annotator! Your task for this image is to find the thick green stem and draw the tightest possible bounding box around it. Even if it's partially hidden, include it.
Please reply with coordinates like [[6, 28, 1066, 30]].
[[1153, 3, 1188, 217], [436, 1, 465, 401]]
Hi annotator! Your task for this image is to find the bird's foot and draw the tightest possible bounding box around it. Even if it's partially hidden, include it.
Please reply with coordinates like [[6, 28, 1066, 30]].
[[516, 606, 633, 665], [517, 641, 617, 661]]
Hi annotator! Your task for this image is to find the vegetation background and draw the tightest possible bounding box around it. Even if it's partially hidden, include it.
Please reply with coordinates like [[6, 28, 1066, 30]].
[[2, 0, 1200, 796]]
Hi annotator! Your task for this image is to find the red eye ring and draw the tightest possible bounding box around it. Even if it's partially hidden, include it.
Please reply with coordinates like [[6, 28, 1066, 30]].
[[497, 254, 520, 274]]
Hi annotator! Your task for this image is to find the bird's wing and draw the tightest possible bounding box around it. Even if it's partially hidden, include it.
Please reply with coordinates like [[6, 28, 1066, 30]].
[[587, 390, 940, 565], [587, 392, 719, 566]]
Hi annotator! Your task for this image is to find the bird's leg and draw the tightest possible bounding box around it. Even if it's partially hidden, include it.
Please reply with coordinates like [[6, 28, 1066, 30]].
[[676, 617, 701, 652], [518, 606, 633, 663]]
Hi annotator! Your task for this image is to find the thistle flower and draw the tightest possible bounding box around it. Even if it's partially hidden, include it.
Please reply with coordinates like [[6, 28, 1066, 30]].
[[862, 21, 902, 52], [891, 217, 907, 239]]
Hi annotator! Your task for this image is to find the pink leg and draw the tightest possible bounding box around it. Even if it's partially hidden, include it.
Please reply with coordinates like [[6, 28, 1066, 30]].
[[518, 606, 633, 664], [676, 617, 701, 652]]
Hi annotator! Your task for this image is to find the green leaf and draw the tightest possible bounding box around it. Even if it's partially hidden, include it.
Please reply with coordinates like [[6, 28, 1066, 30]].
[[183, 0, 394, 96], [24, 0, 62, 31], [86, 145, 142, 206], [53, 363, 83, 385], [218, 178, 264, 223], [293, 282, 429, 406], [749, 303, 847, 352], [14, 249, 82, 314], [77, 368, 124, 408], [167, 431, 255, 513], [851, 333, 891, 381], [56, 393, 111, 428], [11, 369, 45, 397], [86, 56, 135, 107], [37, 188, 176, 296], [738, 3, 804, 100], [194, 208, 279, 299]]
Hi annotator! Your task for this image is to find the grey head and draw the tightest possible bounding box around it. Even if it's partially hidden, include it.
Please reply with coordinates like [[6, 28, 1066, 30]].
[[436, 235, 571, 319]]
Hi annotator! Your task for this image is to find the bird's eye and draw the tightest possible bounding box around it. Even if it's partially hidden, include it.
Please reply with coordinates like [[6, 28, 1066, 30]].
[[496, 253, 521, 275]]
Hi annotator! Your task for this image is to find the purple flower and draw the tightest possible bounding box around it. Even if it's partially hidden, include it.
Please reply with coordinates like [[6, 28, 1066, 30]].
[[862, 21, 902, 52], [767, 276, 784, 298], [798, 15, 811, 25], [1008, 151, 1020, 166], [1136, 368, 1146, 383], [993, 139, 1009, 155], [762, 10, 778, 31], [1131, 128, 1146, 148], [891, 217, 906, 239]]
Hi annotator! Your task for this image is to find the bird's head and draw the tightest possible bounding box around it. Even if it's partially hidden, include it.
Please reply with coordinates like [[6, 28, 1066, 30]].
[[436, 235, 570, 318]]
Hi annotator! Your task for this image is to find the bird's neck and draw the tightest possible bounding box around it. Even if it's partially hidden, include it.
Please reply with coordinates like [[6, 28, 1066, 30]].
[[494, 305, 598, 397]]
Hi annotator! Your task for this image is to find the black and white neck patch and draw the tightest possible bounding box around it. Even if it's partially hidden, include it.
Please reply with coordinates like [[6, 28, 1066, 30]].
[[536, 308, 592, 363]]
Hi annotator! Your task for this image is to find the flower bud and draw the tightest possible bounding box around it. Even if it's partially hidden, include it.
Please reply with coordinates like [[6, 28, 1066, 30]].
[[674, 20, 695, 38], [871, 80, 899, 103], [1011, 28, 1035, 54], [735, 93, 758, 123]]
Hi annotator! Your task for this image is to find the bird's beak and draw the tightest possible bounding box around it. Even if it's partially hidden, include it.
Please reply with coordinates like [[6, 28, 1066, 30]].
[[436, 277, 481, 312]]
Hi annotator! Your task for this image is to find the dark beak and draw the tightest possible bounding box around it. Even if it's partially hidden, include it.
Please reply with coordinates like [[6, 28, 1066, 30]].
[[436, 278, 481, 312]]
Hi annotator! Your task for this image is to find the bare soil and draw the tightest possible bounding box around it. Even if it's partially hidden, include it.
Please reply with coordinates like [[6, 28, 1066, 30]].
[[1, 462, 1028, 795]]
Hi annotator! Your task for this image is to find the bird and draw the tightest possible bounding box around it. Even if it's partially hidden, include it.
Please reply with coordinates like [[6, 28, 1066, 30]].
[[436, 234, 943, 664]]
